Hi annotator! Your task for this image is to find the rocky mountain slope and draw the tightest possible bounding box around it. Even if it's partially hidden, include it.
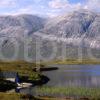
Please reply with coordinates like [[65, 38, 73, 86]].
[[0, 10, 100, 61], [37, 10, 100, 48], [0, 14, 45, 38]]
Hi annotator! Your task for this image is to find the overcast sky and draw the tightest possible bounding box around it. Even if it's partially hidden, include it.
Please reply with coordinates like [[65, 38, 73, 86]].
[[0, 0, 99, 17]]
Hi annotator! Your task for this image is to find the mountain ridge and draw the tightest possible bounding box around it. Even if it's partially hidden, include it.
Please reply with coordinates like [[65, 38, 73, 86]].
[[0, 10, 100, 61]]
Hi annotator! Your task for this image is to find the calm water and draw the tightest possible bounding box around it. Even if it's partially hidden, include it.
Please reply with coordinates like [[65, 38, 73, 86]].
[[20, 65, 100, 95], [42, 65, 100, 88]]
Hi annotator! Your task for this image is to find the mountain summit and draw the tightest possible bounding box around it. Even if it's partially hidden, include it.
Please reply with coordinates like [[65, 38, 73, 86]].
[[37, 10, 100, 48], [41, 10, 99, 38], [0, 14, 45, 38]]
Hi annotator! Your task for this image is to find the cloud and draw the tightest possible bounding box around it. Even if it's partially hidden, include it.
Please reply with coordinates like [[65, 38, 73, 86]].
[[0, 0, 99, 17], [48, 0, 100, 11], [49, 0, 69, 9], [15, 6, 33, 14], [48, 0, 100, 17], [49, 0, 83, 10], [85, 0, 100, 10], [48, 0, 83, 16], [6, 5, 46, 16], [0, 0, 17, 8], [5, 5, 34, 15]]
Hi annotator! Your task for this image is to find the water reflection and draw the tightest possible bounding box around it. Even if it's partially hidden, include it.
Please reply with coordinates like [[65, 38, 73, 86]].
[[42, 65, 100, 88], [15, 88, 20, 93]]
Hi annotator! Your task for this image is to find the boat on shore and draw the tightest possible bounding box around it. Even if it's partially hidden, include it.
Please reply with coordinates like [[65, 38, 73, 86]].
[[17, 83, 32, 89]]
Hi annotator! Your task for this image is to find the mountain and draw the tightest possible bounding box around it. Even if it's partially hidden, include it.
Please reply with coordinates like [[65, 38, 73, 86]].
[[0, 14, 46, 61], [32, 10, 100, 61], [35, 10, 100, 48], [0, 14, 45, 38], [42, 10, 97, 37], [0, 10, 100, 61]]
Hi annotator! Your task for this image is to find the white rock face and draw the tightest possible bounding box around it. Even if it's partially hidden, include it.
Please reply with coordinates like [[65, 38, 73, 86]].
[[37, 10, 100, 48]]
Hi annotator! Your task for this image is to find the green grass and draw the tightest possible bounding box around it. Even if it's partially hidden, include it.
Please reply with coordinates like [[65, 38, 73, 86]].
[[1, 89, 100, 100], [0, 61, 42, 81], [42, 59, 100, 65], [36, 86, 100, 99]]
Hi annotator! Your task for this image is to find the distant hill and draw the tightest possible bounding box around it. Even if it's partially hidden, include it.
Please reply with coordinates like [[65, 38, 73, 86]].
[[0, 14, 45, 38]]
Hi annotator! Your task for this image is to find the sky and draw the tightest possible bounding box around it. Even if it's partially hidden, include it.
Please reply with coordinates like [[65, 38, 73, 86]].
[[0, 0, 99, 17]]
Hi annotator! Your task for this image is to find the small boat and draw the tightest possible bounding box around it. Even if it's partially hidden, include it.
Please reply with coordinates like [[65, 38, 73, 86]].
[[17, 83, 32, 88], [15, 73, 32, 88]]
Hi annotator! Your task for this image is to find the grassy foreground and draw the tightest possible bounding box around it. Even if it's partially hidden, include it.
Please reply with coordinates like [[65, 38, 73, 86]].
[[1, 60, 100, 99], [0, 93, 37, 100], [4, 86, 98, 100], [36, 86, 100, 99]]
